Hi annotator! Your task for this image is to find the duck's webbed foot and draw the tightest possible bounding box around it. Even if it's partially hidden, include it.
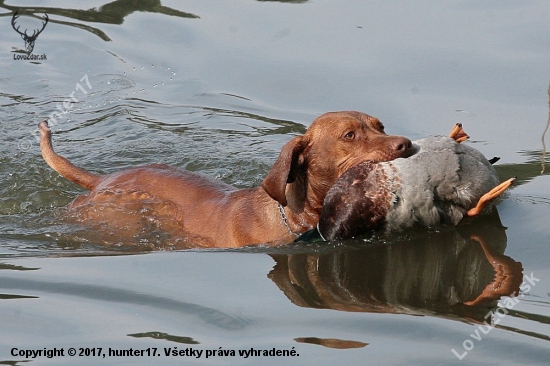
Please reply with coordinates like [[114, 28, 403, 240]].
[[467, 177, 516, 217], [449, 123, 470, 143]]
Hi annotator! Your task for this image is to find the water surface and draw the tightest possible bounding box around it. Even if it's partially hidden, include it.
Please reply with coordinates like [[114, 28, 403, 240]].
[[1, 1, 549, 364]]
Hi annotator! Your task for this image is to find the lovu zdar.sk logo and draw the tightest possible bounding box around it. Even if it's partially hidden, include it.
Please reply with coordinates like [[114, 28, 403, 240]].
[[12, 10, 48, 60]]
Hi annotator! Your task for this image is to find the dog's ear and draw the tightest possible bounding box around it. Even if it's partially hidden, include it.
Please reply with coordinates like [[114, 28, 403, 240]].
[[262, 136, 308, 206]]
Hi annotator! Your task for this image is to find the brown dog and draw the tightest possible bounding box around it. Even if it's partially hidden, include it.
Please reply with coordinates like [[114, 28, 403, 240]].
[[39, 111, 413, 248]]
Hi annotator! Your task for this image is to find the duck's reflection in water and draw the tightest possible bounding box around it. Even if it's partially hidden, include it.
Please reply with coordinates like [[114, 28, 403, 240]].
[[270, 210, 522, 323]]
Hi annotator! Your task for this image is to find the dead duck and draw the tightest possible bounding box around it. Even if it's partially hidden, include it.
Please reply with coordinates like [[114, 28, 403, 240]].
[[310, 124, 515, 241]]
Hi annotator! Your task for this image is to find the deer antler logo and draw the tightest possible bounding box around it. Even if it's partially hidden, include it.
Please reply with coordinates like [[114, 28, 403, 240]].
[[11, 11, 49, 54]]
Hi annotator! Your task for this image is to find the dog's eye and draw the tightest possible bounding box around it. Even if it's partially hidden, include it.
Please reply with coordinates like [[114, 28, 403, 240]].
[[343, 131, 355, 140]]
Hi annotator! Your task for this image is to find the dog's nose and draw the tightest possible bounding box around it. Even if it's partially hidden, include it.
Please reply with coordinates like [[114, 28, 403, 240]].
[[390, 137, 413, 156]]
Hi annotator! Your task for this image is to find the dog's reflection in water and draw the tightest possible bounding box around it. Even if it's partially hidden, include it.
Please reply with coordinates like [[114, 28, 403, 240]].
[[270, 210, 522, 325]]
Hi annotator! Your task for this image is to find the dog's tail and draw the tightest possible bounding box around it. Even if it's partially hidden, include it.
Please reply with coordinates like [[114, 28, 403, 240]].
[[39, 121, 101, 190]]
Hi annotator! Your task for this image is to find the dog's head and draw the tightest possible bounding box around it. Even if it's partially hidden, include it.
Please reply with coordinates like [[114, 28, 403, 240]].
[[262, 111, 413, 211]]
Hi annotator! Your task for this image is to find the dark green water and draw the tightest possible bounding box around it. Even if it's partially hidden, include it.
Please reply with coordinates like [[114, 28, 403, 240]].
[[1, 1, 549, 364]]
